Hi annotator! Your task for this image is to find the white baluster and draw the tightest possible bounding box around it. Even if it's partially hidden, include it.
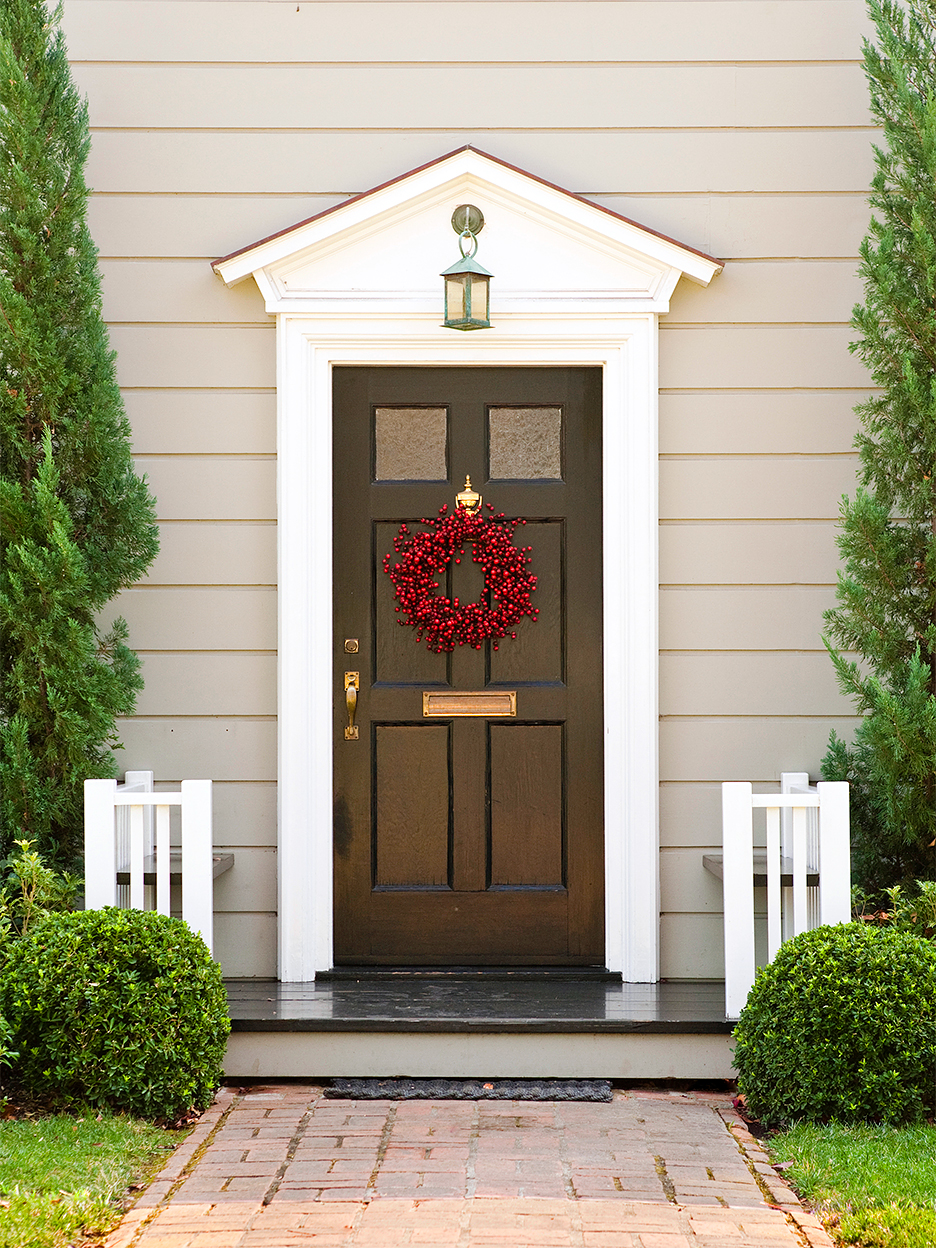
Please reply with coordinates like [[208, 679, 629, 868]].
[[766, 805, 782, 962], [155, 803, 171, 916]]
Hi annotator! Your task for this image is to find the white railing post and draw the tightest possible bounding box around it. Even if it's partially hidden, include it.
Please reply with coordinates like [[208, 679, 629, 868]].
[[722, 782, 755, 1019], [84, 775, 216, 957], [124, 771, 155, 786], [181, 780, 213, 953], [818, 781, 851, 925], [84, 778, 118, 909]]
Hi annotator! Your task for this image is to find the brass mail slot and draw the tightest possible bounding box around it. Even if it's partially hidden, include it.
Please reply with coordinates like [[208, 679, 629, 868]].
[[423, 690, 517, 718]]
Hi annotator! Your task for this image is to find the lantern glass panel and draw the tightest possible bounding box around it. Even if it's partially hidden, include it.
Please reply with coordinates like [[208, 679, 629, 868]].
[[446, 276, 465, 322], [469, 276, 488, 322]]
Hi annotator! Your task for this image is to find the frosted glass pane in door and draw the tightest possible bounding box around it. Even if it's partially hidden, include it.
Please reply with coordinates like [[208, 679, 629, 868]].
[[489, 407, 562, 479], [375, 407, 447, 480]]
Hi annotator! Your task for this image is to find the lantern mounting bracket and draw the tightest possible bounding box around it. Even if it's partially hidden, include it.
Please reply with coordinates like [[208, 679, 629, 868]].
[[441, 205, 493, 331], [451, 204, 484, 236]]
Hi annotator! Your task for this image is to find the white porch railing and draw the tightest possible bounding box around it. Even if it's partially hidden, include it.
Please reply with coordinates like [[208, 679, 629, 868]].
[[721, 775, 850, 1018], [84, 777, 214, 953]]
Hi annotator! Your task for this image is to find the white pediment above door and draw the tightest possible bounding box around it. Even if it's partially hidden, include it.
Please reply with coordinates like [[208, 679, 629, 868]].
[[213, 146, 721, 316]]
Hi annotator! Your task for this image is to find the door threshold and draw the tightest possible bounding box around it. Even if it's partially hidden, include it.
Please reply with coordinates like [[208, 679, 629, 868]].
[[318, 966, 622, 982]]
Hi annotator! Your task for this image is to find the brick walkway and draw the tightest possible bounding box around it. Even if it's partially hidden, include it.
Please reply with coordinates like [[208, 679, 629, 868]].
[[107, 1085, 833, 1248]]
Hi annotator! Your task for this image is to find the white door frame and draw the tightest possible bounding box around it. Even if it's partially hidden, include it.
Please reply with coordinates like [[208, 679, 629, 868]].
[[276, 312, 660, 982]]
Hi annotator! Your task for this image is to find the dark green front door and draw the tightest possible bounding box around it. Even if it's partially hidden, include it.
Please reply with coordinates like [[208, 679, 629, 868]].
[[333, 366, 604, 964]]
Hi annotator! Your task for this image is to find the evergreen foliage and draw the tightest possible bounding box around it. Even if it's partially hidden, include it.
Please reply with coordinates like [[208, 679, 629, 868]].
[[822, 0, 936, 895], [0, 0, 158, 863]]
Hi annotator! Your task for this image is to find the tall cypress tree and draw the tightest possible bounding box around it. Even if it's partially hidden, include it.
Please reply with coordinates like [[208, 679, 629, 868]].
[[822, 0, 936, 897], [0, 0, 159, 863]]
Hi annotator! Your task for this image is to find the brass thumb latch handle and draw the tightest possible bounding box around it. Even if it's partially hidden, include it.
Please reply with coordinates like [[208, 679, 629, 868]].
[[344, 672, 359, 740]]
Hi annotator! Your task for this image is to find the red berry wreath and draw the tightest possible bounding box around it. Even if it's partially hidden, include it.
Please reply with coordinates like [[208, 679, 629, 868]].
[[383, 504, 538, 653]]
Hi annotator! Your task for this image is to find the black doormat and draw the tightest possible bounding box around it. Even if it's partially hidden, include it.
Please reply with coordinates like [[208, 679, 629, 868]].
[[324, 1078, 612, 1102]]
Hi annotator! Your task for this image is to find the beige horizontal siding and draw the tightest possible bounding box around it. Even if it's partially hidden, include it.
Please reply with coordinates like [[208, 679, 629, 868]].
[[667, 261, 862, 324], [213, 847, 277, 911], [139, 458, 276, 521], [125, 391, 275, 456], [141, 523, 276, 585], [660, 718, 860, 783], [118, 718, 277, 781], [660, 457, 858, 521], [111, 327, 274, 388], [135, 654, 277, 715], [72, 64, 868, 130], [660, 914, 724, 979], [68, 0, 876, 977], [660, 522, 841, 584], [102, 261, 268, 323], [210, 782, 277, 848], [660, 326, 870, 389], [61, 1, 869, 64], [660, 848, 724, 915], [599, 195, 872, 263], [86, 131, 876, 196], [88, 194, 871, 262], [659, 780, 841, 852], [660, 588, 838, 650], [90, 194, 346, 260], [115, 587, 276, 649], [214, 913, 277, 980], [660, 783, 725, 850], [660, 393, 861, 456], [660, 654, 850, 717]]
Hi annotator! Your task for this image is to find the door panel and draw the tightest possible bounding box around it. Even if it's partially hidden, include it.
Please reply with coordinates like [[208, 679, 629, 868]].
[[489, 521, 563, 684], [490, 724, 564, 887], [333, 366, 603, 965], [374, 725, 450, 888]]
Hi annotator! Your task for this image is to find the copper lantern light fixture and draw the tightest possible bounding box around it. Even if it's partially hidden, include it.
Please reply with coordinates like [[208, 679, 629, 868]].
[[442, 204, 493, 330]]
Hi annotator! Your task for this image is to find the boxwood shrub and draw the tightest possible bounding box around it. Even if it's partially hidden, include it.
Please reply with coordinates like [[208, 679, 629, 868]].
[[0, 908, 230, 1118], [733, 923, 936, 1126]]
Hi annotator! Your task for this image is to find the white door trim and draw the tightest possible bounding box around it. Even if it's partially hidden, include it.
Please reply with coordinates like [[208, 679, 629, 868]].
[[276, 313, 660, 982]]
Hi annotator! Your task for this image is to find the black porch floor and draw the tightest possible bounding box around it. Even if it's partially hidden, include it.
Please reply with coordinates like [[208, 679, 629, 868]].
[[225, 974, 732, 1035]]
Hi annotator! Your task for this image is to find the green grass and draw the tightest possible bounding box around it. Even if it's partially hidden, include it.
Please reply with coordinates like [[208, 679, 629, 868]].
[[835, 1207, 936, 1248], [0, 1112, 182, 1248], [768, 1121, 936, 1248]]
